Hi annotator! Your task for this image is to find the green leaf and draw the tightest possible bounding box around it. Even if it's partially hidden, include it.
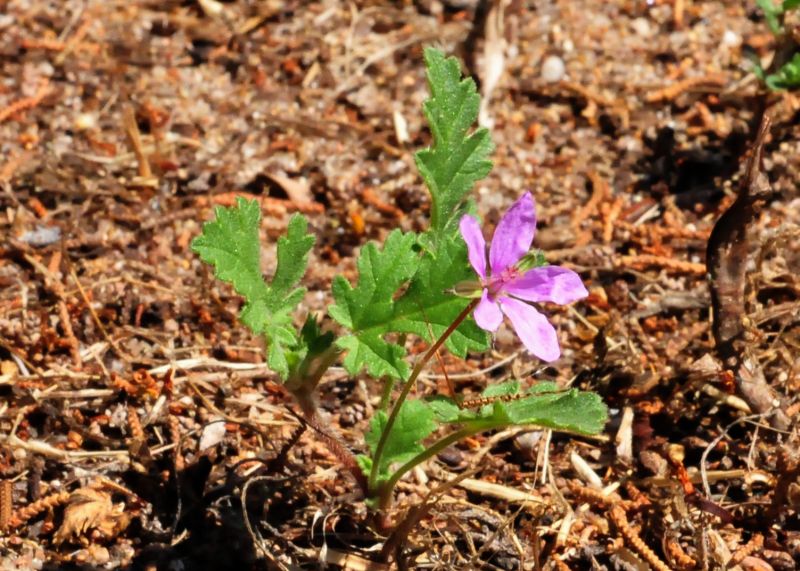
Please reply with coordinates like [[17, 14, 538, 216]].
[[393, 235, 489, 357], [783, 0, 800, 11], [502, 385, 607, 435], [299, 314, 335, 356], [765, 53, 800, 90], [415, 47, 494, 241], [329, 230, 419, 379], [272, 215, 317, 301], [282, 314, 336, 382], [192, 197, 269, 304], [330, 233, 489, 379], [426, 395, 465, 423], [364, 399, 437, 484], [192, 199, 315, 379], [429, 381, 608, 435], [758, 0, 784, 34], [329, 49, 493, 380]]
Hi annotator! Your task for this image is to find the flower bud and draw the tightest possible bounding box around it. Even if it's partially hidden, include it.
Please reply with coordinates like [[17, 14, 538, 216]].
[[452, 279, 483, 298]]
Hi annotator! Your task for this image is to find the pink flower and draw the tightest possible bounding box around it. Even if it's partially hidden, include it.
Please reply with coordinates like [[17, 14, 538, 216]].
[[459, 192, 588, 362]]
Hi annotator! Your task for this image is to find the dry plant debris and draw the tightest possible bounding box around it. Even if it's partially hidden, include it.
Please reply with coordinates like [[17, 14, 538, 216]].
[[0, 0, 799, 569]]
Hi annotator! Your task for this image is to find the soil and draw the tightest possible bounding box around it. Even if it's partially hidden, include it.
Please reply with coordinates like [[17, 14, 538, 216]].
[[1, 1, 799, 570]]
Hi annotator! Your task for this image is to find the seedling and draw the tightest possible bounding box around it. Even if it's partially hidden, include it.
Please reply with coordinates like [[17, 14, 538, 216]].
[[192, 48, 607, 515]]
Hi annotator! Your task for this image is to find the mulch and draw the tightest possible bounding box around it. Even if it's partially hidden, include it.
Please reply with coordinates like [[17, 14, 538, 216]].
[[0, 1, 798, 569]]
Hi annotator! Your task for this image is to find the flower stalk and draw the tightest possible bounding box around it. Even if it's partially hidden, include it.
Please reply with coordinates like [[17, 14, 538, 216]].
[[368, 298, 479, 494]]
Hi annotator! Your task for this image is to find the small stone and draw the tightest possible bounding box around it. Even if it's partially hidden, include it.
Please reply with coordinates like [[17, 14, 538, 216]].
[[631, 17, 652, 37], [19, 225, 61, 247], [541, 55, 565, 83], [722, 30, 741, 48], [74, 113, 96, 131]]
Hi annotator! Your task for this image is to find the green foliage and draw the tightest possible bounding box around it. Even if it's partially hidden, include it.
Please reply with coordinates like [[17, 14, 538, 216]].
[[192, 198, 315, 379], [765, 53, 800, 90], [415, 47, 494, 241], [752, 0, 800, 91], [757, 0, 800, 35], [329, 230, 419, 379], [192, 198, 268, 307], [360, 399, 437, 486], [392, 236, 489, 357], [427, 381, 608, 435], [285, 314, 335, 382], [330, 50, 494, 380], [330, 232, 490, 379], [758, 0, 784, 34]]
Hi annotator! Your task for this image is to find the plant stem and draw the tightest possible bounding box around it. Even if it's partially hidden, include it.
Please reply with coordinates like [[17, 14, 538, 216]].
[[377, 426, 477, 511], [304, 344, 341, 392], [378, 377, 395, 411], [368, 299, 479, 494], [284, 339, 367, 495]]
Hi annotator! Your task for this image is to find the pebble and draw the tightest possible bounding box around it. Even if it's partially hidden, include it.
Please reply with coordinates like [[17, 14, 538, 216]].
[[541, 55, 566, 83], [631, 17, 652, 37], [19, 225, 61, 246], [722, 30, 742, 48]]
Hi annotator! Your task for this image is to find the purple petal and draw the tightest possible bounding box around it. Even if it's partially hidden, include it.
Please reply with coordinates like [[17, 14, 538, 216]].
[[489, 192, 536, 275], [473, 290, 503, 332], [459, 215, 487, 279], [498, 296, 560, 362], [504, 266, 588, 305]]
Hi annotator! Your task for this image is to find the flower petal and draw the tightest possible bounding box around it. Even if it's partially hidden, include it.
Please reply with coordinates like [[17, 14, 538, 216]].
[[498, 296, 560, 362], [489, 192, 536, 275], [504, 266, 588, 305], [459, 215, 487, 279], [473, 290, 503, 332]]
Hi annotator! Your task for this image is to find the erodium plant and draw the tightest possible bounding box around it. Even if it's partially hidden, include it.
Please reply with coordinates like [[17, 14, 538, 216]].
[[192, 48, 607, 511]]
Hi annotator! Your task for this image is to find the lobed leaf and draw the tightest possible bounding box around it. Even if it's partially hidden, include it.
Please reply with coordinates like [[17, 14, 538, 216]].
[[192, 197, 269, 303], [329, 230, 419, 379], [363, 399, 437, 484], [329, 49, 495, 380], [392, 235, 489, 357], [415, 47, 494, 242], [330, 233, 489, 379], [192, 198, 315, 379], [429, 381, 608, 436]]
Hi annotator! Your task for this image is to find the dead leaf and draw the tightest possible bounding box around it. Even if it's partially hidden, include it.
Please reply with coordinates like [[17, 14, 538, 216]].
[[0, 360, 18, 384], [53, 488, 130, 544]]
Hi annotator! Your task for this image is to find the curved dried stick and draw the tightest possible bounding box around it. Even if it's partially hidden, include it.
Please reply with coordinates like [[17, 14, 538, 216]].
[[706, 115, 789, 429]]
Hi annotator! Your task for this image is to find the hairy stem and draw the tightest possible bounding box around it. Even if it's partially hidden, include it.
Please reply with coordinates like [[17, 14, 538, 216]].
[[287, 341, 367, 495], [293, 386, 369, 494], [304, 344, 342, 392], [369, 299, 479, 494]]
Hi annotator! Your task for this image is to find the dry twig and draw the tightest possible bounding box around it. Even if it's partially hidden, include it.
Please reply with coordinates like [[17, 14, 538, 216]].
[[645, 74, 726, 103], [0, 80, 52, 123]]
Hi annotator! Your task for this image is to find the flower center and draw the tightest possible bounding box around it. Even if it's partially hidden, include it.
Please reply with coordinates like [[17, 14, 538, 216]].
[[486, 266, 520, 297]]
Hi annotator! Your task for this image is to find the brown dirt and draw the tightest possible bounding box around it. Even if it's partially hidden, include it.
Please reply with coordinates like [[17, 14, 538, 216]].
[[1, 1, 799, 569]]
